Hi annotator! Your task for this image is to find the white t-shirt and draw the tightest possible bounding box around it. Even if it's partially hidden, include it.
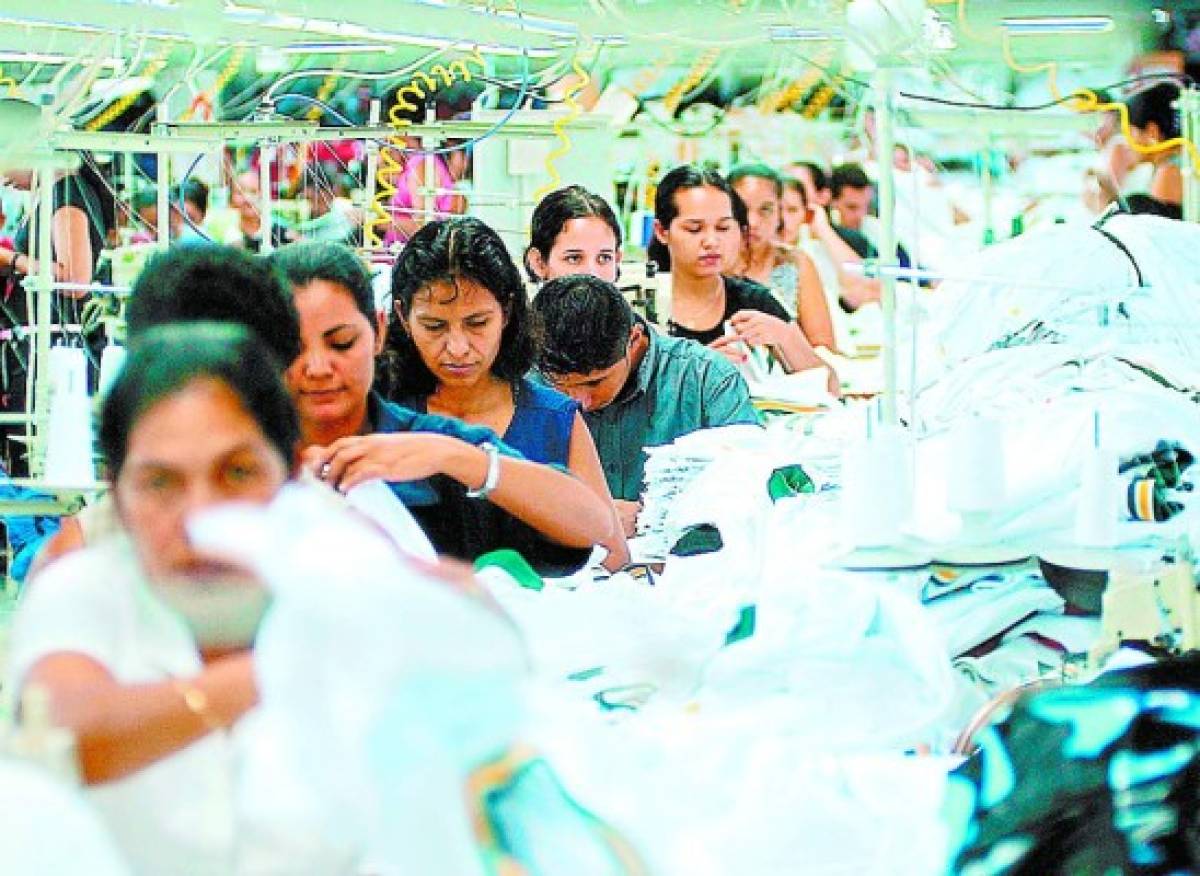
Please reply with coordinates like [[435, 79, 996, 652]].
[[6, 537, 356, 875]]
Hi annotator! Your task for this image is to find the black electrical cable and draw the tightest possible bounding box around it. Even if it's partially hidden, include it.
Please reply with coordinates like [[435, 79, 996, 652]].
[[1091, 207, 1146, 288]]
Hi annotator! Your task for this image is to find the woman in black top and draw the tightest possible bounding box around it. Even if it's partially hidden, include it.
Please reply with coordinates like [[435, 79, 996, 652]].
[[0, 162, 111, 472], [649, 165, 824, 373]]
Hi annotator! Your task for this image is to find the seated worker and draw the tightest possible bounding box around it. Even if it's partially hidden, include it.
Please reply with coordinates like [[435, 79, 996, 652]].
[[29, 245, 304, 576], [532, 273, 758, 537], [727, 163, 836, 347], [131, 181, 209, 244], [273, 239, 625, 575], [5, 324, 347, 872], [786, 161, 882, 311], [1123, 83, 1185, 220], [645, 164, 825, 375], [524, 184, 623, 284]]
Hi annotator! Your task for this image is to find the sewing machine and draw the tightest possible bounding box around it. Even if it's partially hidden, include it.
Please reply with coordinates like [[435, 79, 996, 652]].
[[1090, 538, 1200, 665], [616, 259, 664, 328]]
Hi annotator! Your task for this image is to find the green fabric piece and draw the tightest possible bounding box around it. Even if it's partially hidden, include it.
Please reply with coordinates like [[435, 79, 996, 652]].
[[579, 327, 760, 501], [724, 604, 757, 645], [941, 775, 981, 868], [976, 726, 1017, 809], [669, 524, 724, 557], [475, 549, 544, 591], [1027, 692, 1140, 759], [767, 464, 815, 502]]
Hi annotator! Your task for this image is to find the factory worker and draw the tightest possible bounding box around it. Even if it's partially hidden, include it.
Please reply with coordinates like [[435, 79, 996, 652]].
[[533, 273, 758, 537]]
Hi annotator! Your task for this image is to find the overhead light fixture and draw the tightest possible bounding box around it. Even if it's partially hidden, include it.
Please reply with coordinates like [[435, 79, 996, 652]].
[[280, 42, 393, 55], [767, 25, 841, 42], [226, 2, 559, 57], [0, 15, 106, 35], [0, 51, 124, 67], [406, 0, 578, 39], [1001, 16, 1114, 35]]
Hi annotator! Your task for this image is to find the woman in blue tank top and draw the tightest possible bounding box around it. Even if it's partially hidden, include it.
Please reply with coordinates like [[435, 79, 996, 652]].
[[384, 216, 628, 568]]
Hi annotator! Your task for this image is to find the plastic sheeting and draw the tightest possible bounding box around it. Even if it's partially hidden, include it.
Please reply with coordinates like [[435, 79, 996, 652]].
[[930, 215, 1200, 370], [187, 486, 529, 875]]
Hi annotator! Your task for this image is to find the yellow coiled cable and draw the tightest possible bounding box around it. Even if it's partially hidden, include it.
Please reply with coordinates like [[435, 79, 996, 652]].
[[531, 50, 590, 203], [85, 53, 168, 132], [758, 62, 825, 114], [307, 61, 345, 122], [801, 65, 847, 120], [662, 48, 721, 118], [1071, 87, 1200, 178], [368, 49, 487, 249]]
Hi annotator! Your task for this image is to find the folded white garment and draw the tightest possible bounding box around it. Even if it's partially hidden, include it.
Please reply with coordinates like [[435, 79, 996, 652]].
[[924, 575, 1064, 657]]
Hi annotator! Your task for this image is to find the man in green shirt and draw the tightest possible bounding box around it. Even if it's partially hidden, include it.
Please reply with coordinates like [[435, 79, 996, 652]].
[[533, 274, 760, 536]]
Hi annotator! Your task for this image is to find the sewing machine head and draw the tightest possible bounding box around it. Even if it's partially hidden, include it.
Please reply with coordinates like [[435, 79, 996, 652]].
[[1090, 538, 1200, 666]]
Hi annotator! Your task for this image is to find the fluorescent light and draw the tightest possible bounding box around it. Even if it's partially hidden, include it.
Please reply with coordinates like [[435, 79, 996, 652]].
[[767, 25, 841, 42], [0, 15, 105, 35], [0, 51, 123, 67], [225, 4, 557, 57], [1001, 16, 1114, 35], [280, 42, 393, 55]]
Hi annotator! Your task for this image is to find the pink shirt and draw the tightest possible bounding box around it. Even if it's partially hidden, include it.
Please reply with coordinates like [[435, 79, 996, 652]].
[[384, 153, 456, 247]]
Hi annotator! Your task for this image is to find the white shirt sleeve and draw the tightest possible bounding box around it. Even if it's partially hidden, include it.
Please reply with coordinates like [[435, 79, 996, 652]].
[[6, 546, 128, 698]]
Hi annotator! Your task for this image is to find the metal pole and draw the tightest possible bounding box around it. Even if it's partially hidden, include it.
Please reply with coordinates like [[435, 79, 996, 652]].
[[981, 138, 994, 244], [1180, 87, 1200, 224], [259, 144, 274, 253], [363, 98, 382, 249], [30, 158, 56, 476], [873, 67, 898, 427], [154, 103, 171, 246], [156, 102, 170, 248]]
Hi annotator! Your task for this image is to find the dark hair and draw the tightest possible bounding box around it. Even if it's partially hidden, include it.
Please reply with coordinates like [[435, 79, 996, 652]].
[[131, 185, 158, 214], [525, 185, 623, 282], [831, 164, 873, 199], [269, 240, 376, 325], [727, 162, 784, 200], [1126, 83, 1181, 141], [127, 244, 301, 368], [648, 164, 739, 272], [100, 322, 299, 477], [386, 216, 535, 395], [795, 161, 829, 193], [532, 274, 633, 376], [174, 178, 210, 216], [1125, 192, 1183, 220]]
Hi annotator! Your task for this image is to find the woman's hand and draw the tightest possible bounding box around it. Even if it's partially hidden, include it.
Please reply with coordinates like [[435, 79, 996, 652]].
[[807, 201, 833, 233], [10, 252, 66, 280], [613, 499, 642, 539], [303, 432, 472, 492], [728, 309, 794, 348], [707, 332, 749, 365]]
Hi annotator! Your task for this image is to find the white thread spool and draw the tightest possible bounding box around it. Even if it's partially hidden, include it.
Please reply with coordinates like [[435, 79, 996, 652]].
[[947, 415, 1006, 515], [1075, 414, 1119, 547], [97, 341, 126, 399], [841, 421, 913, 548], [43, 346, 94, 485]]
